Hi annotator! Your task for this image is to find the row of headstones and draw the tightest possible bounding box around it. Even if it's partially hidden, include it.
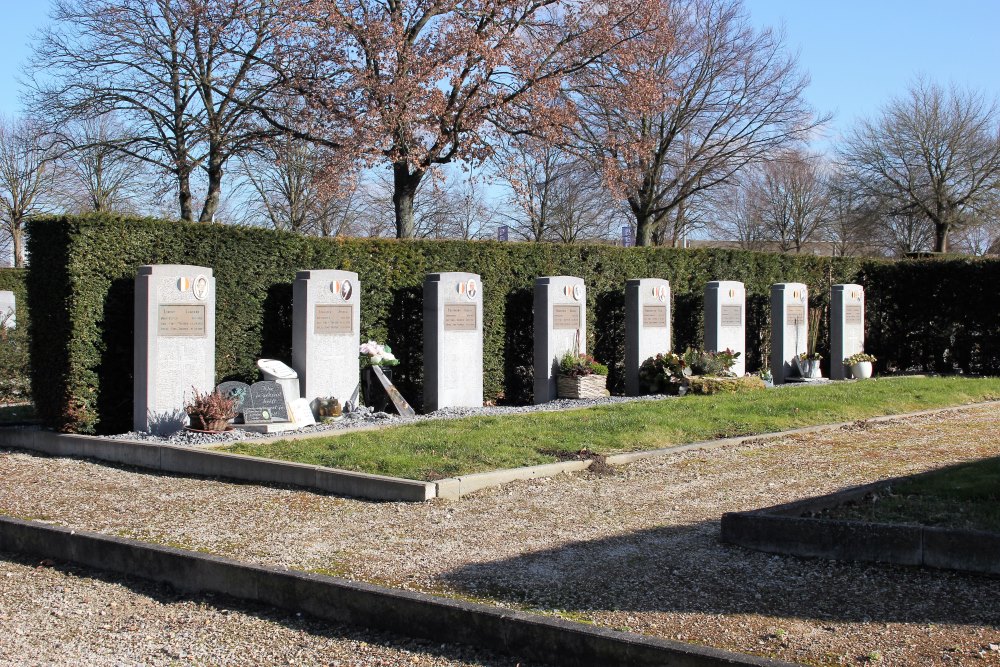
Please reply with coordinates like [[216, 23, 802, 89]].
[[133, 265, 865, 433]]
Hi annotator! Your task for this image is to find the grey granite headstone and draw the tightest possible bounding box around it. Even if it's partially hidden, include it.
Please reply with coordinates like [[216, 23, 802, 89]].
[[831, 284, 865, 380], [0, 290, 14, 328], [534, 276, 586, 404], [704, 281, 746, 376], [423, 272, 483, 411], [292, 269, 360, 409], [134, 265, 216, 434], [625, 279, 671, 396], [243, 381, 289, 423], [216, 381, 251, 415], [770, 282, 808, 384]]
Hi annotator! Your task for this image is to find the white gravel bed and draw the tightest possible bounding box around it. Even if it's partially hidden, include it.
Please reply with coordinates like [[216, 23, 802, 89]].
[[0, 552, 538, 667], [4, 405, 1000, 665], [107, 393, 673, 446]]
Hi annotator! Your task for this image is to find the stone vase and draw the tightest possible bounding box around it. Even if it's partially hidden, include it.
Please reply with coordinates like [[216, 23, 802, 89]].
[[363, 366, 394, 413], [557, 374, 608, 399], [850, 361, 873, 380]]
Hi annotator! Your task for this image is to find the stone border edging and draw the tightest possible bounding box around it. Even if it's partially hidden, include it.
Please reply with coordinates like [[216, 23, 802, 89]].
[[0, 428, 434, 502], [0, 516, 800, 667], [719, 478, 1000, 576]]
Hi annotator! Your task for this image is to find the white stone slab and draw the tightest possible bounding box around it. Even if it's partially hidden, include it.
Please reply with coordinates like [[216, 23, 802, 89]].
[[770, 283, 808, 384], [0, 290, 14, 328], [289, 397, 317, 428], [625, 279, 671, 396], [292, 270, 361, 409], [831, 284, 865, 380], [423, 272, 483, 411], [133, 265, 216, 434], [534, 276, 586, 404], [704, 281, 745, 376]]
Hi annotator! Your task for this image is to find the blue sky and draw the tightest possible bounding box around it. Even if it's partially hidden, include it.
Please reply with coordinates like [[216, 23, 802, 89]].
[[1, 1, 999, 148]]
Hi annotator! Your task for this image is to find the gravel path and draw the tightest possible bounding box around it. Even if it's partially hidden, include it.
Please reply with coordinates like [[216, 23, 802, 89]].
[[0, 552, 535, 667], [3, 404, 1000, 665]]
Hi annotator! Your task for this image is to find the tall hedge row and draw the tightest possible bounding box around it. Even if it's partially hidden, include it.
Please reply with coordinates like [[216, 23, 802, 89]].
[[0, 268, 29, 403], [22, 215, 997, 434]]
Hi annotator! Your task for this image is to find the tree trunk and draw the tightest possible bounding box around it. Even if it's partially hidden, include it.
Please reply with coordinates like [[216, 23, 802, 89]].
[[392, 163, 423, 239], [177, 168, 195, 222], [11, 221, 23, 268], [199, 157, 224, 222], [934, 222, 949, 253]]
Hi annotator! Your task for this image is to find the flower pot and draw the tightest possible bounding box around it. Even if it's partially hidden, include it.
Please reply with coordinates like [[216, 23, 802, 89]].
[[557, 374, 608, 399], [794, 357, 822, 379], [186, 415, 231, 432], [850, 361, 873, 380], [363, 366, 394, 413]]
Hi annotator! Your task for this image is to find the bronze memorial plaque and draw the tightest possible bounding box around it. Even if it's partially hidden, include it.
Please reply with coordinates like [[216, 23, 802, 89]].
[[158, 304, 206, 337], [642, 305, 668, 328], [845, 304, 863, 325], [721, 304, 742, 327], [552, 304, 582, 330], [443, 304, 477, 331], [315, 304, 353, 335], [786, 304, 805, 326]]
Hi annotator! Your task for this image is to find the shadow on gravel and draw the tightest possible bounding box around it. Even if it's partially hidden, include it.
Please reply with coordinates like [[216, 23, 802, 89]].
[[440, 520, 1000, 626], [0, 550, 540, 667]]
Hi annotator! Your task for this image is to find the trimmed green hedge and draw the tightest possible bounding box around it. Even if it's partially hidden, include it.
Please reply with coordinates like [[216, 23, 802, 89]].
[[22, 215, 998, 434], [0, 268, 29, 404]]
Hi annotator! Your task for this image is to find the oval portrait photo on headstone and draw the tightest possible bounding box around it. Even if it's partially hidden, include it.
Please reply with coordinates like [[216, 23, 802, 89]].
[[466, 279, 477, 299], [340, 279, 353, 301], [192, 275, 209, 301]]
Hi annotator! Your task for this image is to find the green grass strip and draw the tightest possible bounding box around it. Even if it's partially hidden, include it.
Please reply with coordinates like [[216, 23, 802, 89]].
[[223, 377, 1000, 481]]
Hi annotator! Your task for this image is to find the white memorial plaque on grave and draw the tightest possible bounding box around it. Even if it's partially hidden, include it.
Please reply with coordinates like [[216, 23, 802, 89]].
[[534, 276, 586, 404], [134, 265, 216, 434], [625, 279, 671, 396], [770, 283, 808, 384], [424, 272, 484, 411], [704, 281, 745, 376], [831, 284, 865, 380], [293, 269, 361, 409]]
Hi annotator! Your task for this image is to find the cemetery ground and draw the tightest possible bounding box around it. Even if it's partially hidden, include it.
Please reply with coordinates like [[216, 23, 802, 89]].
[[2, 401, 1000, 665], [223, 376, 1000, 480]]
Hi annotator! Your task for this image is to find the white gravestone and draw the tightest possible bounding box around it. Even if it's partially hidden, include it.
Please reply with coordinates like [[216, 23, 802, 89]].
[[423, 272, 484, 411], [0, 290, 15, 328], [770, 283, 808, 384], [133, 265, 216, 434], [831, 284, 865, 380], [625, 279, 671, 396], [704, 281, 746, 376], [534, 276, 586, 404], [292, 270, 361, 411]]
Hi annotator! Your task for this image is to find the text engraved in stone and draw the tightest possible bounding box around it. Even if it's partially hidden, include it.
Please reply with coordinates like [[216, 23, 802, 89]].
[[158, 305, 206, 337], [315, 304, 353, 335], [443, 304, 477, 331], [552, 304, 582, 330], [786, 304, 805, 326], [642, 305, 668, 328], [721, 304, 743, 328], [845, 304, 863, 325]]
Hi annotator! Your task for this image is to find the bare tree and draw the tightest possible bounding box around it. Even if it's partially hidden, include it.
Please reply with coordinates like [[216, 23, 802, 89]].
[[0, 117, 57, 267], [28, 0, 288, 222], [840, 79, 1000, 253], [569, 0, 822, 245], [491, 137, 563, 242], [707, 171, 769, 251], [754, 150, 828, 252], [824, 171, 877, 257]]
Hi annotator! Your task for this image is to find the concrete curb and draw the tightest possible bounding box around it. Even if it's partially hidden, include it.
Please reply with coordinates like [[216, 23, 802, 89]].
[[0, 429, 434, 502], [720, 479, 1000, 576], [0, 517, 800, 667]]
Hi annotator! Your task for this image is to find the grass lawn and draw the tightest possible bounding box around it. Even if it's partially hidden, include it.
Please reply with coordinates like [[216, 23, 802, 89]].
[[223, 376, 1000, 481], [826, 456, 1000, 533]]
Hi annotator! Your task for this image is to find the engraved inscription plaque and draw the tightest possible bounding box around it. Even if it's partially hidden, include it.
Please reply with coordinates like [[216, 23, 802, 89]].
[[315, 304, 353, 335], [642, 305, 668, 328], [721, 304, 742, 327], [845, 304, 863, 325], [158, 304, 206, 337], [552, 304, 582, 330], [786, 304, 805, 326], [443, 304, 477, 331]]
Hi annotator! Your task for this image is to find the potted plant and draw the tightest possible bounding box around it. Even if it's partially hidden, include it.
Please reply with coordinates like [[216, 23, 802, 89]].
[[184, 387, 237, 432], [794, 307, 824, 379], [359, 340, 399, 412], [758, 368, 773, 387], [844, 352, 876, 380], [557, 350, 609, 399], [638, 352, 686, 395]]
